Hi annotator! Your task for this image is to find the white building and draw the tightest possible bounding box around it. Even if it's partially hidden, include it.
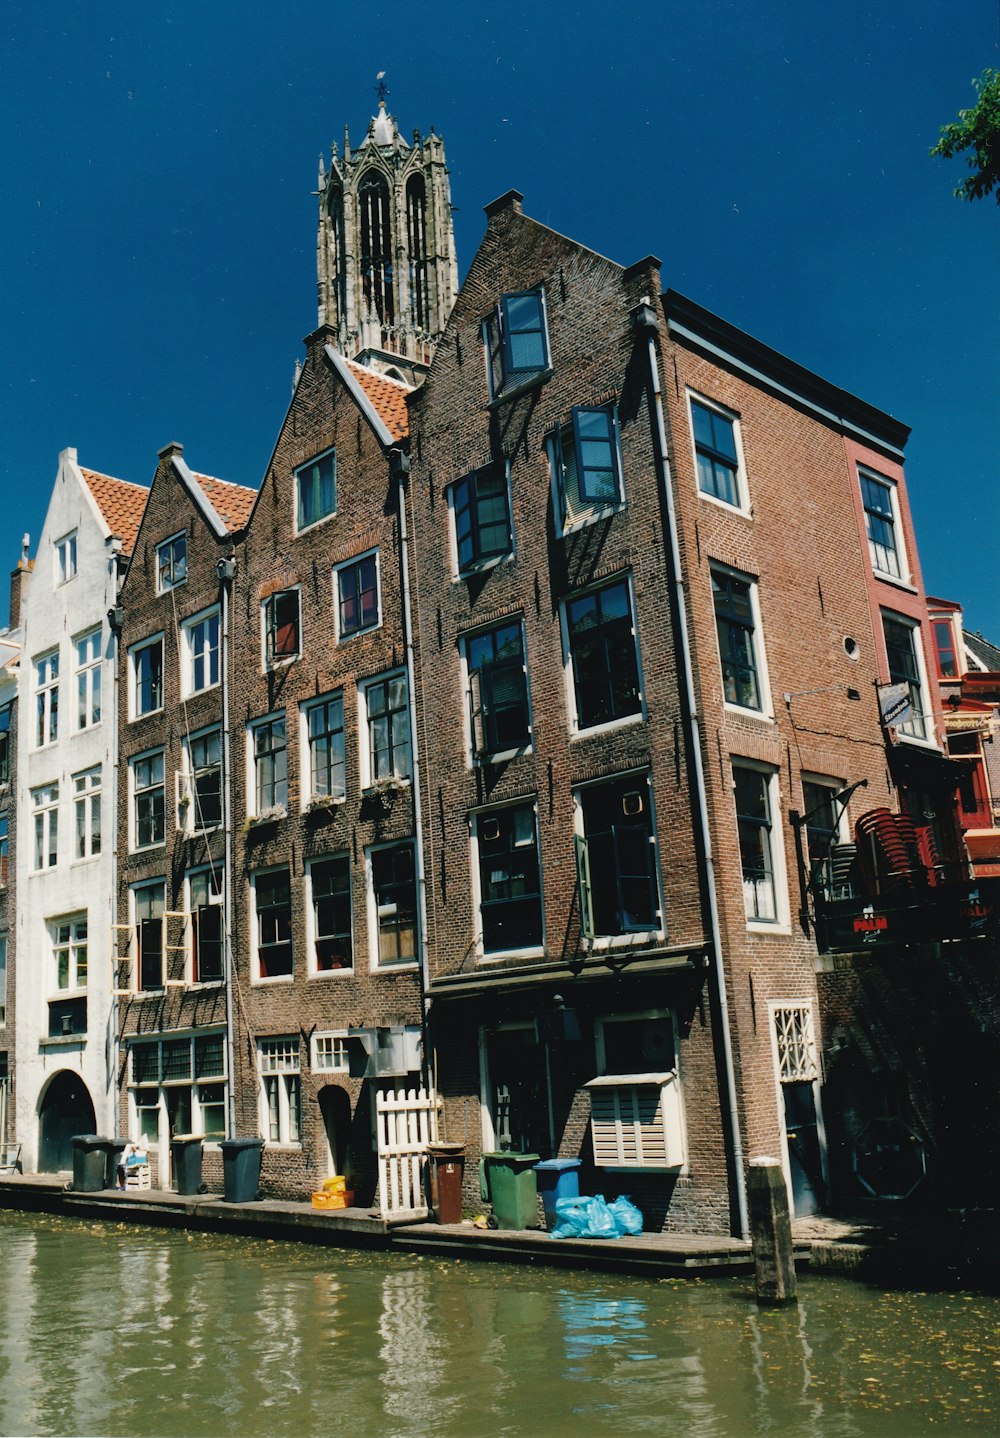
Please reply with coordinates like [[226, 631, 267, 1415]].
[[15, 449, 146, 1171]]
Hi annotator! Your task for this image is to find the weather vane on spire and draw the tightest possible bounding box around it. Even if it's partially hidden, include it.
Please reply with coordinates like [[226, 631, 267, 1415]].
[[375, 71, 389, 107]]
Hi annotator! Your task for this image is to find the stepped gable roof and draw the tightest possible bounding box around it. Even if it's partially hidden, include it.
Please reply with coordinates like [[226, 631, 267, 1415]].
[[192, 473, 258, 533], [344, 359, 411, 441], [80, 468, 148, 557]]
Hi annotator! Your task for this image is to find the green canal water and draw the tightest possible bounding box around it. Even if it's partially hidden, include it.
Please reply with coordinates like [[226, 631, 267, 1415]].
[[1, 1211, 998, 1438]]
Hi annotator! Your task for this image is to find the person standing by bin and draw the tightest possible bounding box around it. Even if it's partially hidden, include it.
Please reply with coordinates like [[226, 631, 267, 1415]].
[[116, 1143, 142, 1191]]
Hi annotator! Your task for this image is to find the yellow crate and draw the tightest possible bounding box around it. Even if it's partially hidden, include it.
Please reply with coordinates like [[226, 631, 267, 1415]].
[[311, 1188, 355, 1210], [321, 1175, 347, 1194]]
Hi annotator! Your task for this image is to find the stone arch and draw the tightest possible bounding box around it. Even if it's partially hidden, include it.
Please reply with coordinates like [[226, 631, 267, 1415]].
[[317, 1083, 352, 1180], [37, 1070, 97, 1173]]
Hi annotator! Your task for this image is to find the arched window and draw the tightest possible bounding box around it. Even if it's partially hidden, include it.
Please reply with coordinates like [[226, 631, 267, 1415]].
[[358, 169, 394, 326], [327, 186, 348, 325], [406, 175, 429, 330]]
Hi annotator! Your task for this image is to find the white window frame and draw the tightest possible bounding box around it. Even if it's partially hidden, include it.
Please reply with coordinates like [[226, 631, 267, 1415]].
[[55, 530, 78, 585], [301, 692, 347, 808], [128, 633, 165, 720], [181, 605, 221, 697], [247, 711, 288, 818], [185, 866, 225, 986], [333, 549, 382, 642], [178, 725, 223, 833], [460, 616, 533, 765], [258, 1037, 302, 1146], [295, 447, 337, 533], [548, 404, 626, 535], [34, 650, 59, 748], [687, 391, 749, 513], [156, 532, 188, 593], [732, 760, 790, 931], [50, 913, 89, 996], [366, 840, 419, 971], [572, 770, 664, 948], [128, 1029, 228, 1149], [31, 783, 59, 871], [73, 767, 102, 861], [768, 1001, 829, 1207], [311, 1031, 349, 1073], [859, 467, 909, 585], [74, 628, 102, 731], [560, 572, 645, 738], [588, 1009, 687, 1171], [260, 585, 302, 670], [305, 852, 354, 976], [250, 867, 294, 984], [130, 747, 166, 853], [710, 561, 773, 719], [880, 609, 934, 746], [358, 670, 412, 789], [469, 800, 544, 962]]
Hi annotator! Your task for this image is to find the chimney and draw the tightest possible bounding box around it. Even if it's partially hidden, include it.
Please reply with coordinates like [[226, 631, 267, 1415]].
[[9, 535, 31, 628]]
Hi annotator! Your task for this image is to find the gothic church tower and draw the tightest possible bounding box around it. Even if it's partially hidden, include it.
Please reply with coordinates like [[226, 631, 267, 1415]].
[[317, 90, 459, 384]]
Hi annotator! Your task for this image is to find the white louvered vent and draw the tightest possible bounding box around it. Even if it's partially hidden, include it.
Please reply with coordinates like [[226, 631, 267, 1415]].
[[586, 1073, 686, 1170]]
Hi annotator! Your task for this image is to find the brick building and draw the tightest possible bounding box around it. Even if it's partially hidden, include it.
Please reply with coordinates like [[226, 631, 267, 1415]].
[[0, 559, 23, 1159]]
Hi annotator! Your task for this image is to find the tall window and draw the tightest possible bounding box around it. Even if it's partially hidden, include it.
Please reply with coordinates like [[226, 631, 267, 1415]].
[[259, 1037, 301, 1144], [552, 406, 623, 528], [466, 620, 530, 757], [691, 398, 742, 508], [712, 566, 764, 712], [0, 936, 6, 1025], [32, 783, 58, 870], [35, 651, 59, 746], [55, 531, 78, 585], [363, 673, 411, 784], [358, 169, 394, 327], [254, 869, 293, 979], [370, 843, 417, 966], [310, 854, 352, 972], [188, 868, 224, 984], [75, 629, 102, 730], [183, 728, 222, 830], [52, 916, 88, 992], [484, 288, 550, 397], [296, 450, 336, 531], [932, 618, 959, 679], [576, 775, 659, 938], [451, 463, 511, 572], [860, 471, 902, 580], [0, 702, 10, 784], [73, 768, 102, 860], [134, 882, 165, 992], [801, 778, 843, 899], [132, 752, 165, 850], [734, 764, 780, 923], [476, 804, 542, 955], [183, 608, 220, 694], [882, 614, 929, 741], [565, 578, 642, 731], [305, 694, 346, 802], [0, 815, 7, 887], [263, 589, 300, 667], [130, 1033, 226, 1145], [156, 533, 187, 591], [335, 552, 379, 638], [130, 636, 163, 718], [251, 715, 287, 813], [406, 175, 429, 329]]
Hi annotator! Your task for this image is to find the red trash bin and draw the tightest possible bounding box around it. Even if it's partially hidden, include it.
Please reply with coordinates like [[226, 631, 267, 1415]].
[[428, 1142, 466, 1224]]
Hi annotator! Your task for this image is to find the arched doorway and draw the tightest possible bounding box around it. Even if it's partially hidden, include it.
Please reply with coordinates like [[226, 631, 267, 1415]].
[[318, 1085, 352, 1180], [38, 1071, 96, 1173]]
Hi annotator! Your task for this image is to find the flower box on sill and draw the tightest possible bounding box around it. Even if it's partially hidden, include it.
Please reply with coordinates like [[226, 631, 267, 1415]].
[[306, 794, 346, 815], [243, 804, 286, 833]]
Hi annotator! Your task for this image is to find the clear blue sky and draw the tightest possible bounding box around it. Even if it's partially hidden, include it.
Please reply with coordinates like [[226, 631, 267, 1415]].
[[3, 1, 997, 632]]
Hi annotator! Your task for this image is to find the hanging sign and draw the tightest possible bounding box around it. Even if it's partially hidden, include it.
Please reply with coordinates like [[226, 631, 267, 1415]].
[[878, 681, 911, 727]]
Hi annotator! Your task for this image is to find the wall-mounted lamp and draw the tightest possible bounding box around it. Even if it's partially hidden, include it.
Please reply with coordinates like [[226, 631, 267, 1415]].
[[107, 605, 124, 634]]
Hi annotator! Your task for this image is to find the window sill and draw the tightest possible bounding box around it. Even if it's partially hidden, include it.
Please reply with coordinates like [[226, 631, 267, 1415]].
[[571, 712, 644, 741], [488, 366, 553, 409], [473, 745, 532, 766], [264, 655, 301, 673], [478, 947, 545, 964], [157, 580, 187, 595], [697, 489, 751, 519], [891, 731, 940, 751], [746, 918, 791, 936], [372, 962, 419, 974], [252, 974, 294, 986], [295, 511, 337, 538], [130, 710, 165, 724], [559, 503, 625, 538], [872, 570, 916, 594], [723, 703, 774, 724], [309, 968, 355, 980], [183, 682, 221, 700], [455, 553, 513, 581], [304, 795, 347, 815], [337, 622, 382, 645], [130, 843, 167, 856], [361, 779, 411, 797], [586, 930, 664, 950], [39, 1034, 86, 1049]]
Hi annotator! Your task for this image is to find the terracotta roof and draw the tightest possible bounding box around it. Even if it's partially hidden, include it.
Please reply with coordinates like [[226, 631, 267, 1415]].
[[345, 359, 411, 441], [192, 473, 258, 533], [80, 469, 149, 557]]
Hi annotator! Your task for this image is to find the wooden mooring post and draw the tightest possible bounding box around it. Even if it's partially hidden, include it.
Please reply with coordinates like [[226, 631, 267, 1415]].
[[748, 1157, 797, 1303]]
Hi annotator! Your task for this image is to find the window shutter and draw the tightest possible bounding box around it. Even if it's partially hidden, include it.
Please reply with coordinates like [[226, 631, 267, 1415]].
[[575, 833, 594, 939], [587, 1076, 685, 1169], [469, 669, 487, 757]]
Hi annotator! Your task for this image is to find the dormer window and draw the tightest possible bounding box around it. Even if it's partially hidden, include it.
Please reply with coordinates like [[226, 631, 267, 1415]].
[[484, 288, 550, 399], [156, 533, 187, 592]]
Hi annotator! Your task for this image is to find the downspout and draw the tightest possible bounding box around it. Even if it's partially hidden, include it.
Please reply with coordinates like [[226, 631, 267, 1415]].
[[392, 448, 433, 1100], [217, 554, 238, 1138], [107, 561, 124, 1135], [632, 299, 749, 1240]]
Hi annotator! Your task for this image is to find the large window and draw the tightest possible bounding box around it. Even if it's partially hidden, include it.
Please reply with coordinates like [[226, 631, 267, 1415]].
[[182, 728, 222, 831], [552, 406, 623, 529], [156, 533, 187, 592], [32, 783, 59, 870], [335, 552, 379, 639], [309, 854, 353, 972], [362, 672, 411, 785], [296, 449, 336, 531], [253, 869, 293, 979], [484, 287, 550, 398], [75, 629, 102, 730], [259, 1038, 301, 1145], [131, 751, 165, 850], [130, 636, 164, 718], [55, 531, 78, 585], [882, 613, 930, 741], [52, 916, 88, 993], [465, 619, 530, 758], [34, 651, 59, 747], [0, 702, 10, 785], [712, 565, 765, 712], [475, 804, 542, 955], [188, 868, 224, 984], [801, 777, 845, 900], [576, 774, 660, 938], [251, 714, 287, 814], [129, 1032, 227, 1146], [133, 882, 165, 992], [182, 608, 220, 695], [73, 768, 102, 860], [589, 1012, 686, 1169], [734, 764, 780, 924], [565, 577, 642, 731], [370, 843, 417, 966], [691, 397, 743, 508], [451, 463, 512, 572], [262, 589, 300, 667], [304, 693, 346, 802], [860, 470, 903, 580]]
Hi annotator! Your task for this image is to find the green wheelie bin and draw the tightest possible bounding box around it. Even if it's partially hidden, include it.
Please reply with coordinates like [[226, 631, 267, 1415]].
[[480, 1151, 540, 1229]]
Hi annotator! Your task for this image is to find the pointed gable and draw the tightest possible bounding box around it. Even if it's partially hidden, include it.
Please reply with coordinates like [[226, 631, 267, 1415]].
[[80, 468, 148, 556]]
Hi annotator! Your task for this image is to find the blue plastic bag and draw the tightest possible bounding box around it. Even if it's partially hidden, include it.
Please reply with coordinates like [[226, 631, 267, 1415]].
[[551, 1194, 622, 1240], [608, 1195, 643, 1236]]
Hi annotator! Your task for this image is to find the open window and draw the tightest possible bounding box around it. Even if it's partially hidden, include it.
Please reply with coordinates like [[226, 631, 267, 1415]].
[[587, 1012, 685, 1169], [484, 287, 550, 398], [263, 589, 300, 667], [575, 773, 660, 940]]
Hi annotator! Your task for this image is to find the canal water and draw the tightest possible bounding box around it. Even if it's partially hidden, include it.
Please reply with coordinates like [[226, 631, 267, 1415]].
[[1, 1211, 998, 1438]]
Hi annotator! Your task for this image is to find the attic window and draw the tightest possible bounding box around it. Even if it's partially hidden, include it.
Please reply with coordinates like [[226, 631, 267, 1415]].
[[484, 288, 550, 399], [157, 533, 187, 592]]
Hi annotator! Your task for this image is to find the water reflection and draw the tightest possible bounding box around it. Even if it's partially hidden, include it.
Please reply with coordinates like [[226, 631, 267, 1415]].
[[0, 1212, 998, 1437]]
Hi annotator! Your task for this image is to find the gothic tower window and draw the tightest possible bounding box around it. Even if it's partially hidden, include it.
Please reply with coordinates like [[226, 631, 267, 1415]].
[[406, 175, 429, 331], [326, 186, 347, 331], [359, 169, 394, 329]]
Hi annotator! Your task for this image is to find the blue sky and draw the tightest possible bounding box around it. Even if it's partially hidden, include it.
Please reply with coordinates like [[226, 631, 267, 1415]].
[[2, 1, 997, 631]]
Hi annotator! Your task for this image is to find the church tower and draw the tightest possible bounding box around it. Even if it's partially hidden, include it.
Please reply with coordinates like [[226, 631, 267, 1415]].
[[316, 85, 459, 384]]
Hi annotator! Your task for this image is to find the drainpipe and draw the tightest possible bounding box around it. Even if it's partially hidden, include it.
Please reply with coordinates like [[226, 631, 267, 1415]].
[[107, 569, 124, 1136], [632, 299, 749, 1240], [216, 554, 238, 1138], [392, 449, 433, 1102]]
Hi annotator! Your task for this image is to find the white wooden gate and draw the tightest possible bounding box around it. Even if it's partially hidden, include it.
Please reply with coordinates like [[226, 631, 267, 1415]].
[[375, 1087, 436, 1220]]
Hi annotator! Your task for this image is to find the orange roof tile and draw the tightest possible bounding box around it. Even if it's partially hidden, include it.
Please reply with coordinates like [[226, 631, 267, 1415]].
[[192, 473, 258, 533], [80, 469, 149, 557], [345, 359, 411, 442]]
